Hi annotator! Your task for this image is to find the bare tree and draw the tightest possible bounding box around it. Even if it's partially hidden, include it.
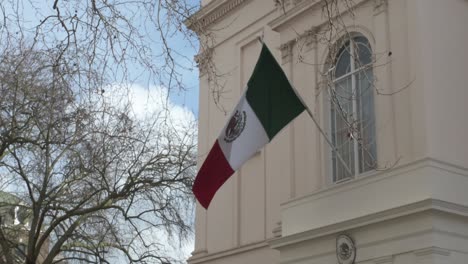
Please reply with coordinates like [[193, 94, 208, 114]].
[[0, 0, 200, 93], [0, 1, 199, 261], [0, 49, 197, 263]]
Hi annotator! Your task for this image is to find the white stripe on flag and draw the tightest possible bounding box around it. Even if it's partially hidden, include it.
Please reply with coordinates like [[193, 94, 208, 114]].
[[218, 92, 269, 170]]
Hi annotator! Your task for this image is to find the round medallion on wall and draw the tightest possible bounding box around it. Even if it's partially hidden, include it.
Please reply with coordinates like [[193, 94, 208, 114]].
[[336, 234, 356, 264]]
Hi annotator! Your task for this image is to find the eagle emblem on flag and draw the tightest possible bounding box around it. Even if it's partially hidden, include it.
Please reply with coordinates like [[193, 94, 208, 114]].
[[224, 110, 246, 143]]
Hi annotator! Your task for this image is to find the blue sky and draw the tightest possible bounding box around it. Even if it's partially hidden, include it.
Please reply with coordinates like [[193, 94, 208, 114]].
[[129, 0, 201, 115], [128, 10, 200, 115], [5, 0, 200, 115], [158, 37, 200, 115]]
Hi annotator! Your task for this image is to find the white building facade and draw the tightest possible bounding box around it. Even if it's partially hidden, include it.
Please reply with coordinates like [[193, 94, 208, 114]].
[[189, 0, 468, 263]]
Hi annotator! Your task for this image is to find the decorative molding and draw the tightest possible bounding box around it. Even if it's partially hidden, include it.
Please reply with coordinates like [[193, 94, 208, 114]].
[[188, 241, 269, 264], [194, 47, 215, 77], [299, 27, 318, 52], [433, 228, 468, 242], [413, 247, 451, 257], [186, 0, 251, 31], [270, 0, 376, 35], [280, 40, 295, 64], [272, 221, 283, 238], [373, 0, 388, 15], [269, 0, 322, 30], [190, 248, 208, 259], [274, 0, 308, 11], [272, 157, 468, 246], [373, 255, 393, 264], [279, 26, 318, 64], [269, 198, 468, 250], [274, 0, 292, 10], [281, 157, 468, 210]]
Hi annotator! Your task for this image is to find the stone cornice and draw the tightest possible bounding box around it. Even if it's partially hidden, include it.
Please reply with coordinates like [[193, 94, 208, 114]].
[[269, 0, 322, 31], [268, 158, 468, 250], [269, 0, 379, 32], [186, 0, 251, 31], [269, 198, 468, 250], [187, 241, 270, 264], [373, 255, 394, 264], [414, 247, 451, 257], [281, 157, 468, 210]]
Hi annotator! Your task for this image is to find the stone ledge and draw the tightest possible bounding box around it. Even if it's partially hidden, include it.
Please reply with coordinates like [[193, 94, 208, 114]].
[[279, 157, 468, 236], [188, 241, 270, 264]]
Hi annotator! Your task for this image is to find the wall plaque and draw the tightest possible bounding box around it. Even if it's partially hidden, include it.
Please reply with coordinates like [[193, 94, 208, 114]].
[[336, 234, 356, 264]]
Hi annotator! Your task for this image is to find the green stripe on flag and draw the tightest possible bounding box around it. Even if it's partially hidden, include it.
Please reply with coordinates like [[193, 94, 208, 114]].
[[246, 44, 306, 140]]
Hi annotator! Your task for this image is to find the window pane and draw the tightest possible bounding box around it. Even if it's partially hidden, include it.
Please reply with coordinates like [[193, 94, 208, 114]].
[[356, 69, 376, 172], [354, 37, 373, 67], [354, 36, 368, 45], [353, 37, 372, 68], [335, 42, 351, 78], [331, 76, 354, 181]]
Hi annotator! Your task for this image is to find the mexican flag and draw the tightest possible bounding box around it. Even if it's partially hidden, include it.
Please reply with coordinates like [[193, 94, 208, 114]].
[[193, 44, 306, 209]]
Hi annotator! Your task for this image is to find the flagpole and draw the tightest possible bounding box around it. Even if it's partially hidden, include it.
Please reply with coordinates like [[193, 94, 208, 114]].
[[257, 37, 353, 176], [294, 93, 354, 176]]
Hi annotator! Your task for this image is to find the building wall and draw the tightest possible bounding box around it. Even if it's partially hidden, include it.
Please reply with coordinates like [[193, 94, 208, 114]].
[[0, 192, 49, 264], [273, 210, 468, 264], [189, 0, 468, 263]]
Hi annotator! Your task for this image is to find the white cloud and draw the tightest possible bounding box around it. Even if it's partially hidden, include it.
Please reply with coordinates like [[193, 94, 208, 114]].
[[122, 83, 196, 260], [127, 84, 196, 128], [99, 83, 197, 137]]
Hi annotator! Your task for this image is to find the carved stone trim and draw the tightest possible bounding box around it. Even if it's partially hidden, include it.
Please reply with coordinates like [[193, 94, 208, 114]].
[[186, 0, 250, 31], [272, 221, 283, 238], [374, 255, 393, 264], [274, 0, 308, 12], [413, 247, 451, 257], [373, 0, 388, 15], [275, 0, 292, 10], [194, 47, 214, 76], [280, 40, 295, 64], [300, 27, 318, 52], [279, 26, 317, 64], [188, 241, 269, 264], [190, 248, 208, 258], [269, 0, 321, 30]]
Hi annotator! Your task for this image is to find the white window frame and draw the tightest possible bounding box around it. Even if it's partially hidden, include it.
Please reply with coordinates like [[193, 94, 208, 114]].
[[329, 35, 376, 183]]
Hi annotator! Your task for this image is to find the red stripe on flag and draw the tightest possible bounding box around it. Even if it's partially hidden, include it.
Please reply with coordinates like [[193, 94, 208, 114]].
[[193, 140, 234, 209]]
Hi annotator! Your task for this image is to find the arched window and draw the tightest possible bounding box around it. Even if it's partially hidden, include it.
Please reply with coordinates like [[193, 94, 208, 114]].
[[330, 35, 376, 182]]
